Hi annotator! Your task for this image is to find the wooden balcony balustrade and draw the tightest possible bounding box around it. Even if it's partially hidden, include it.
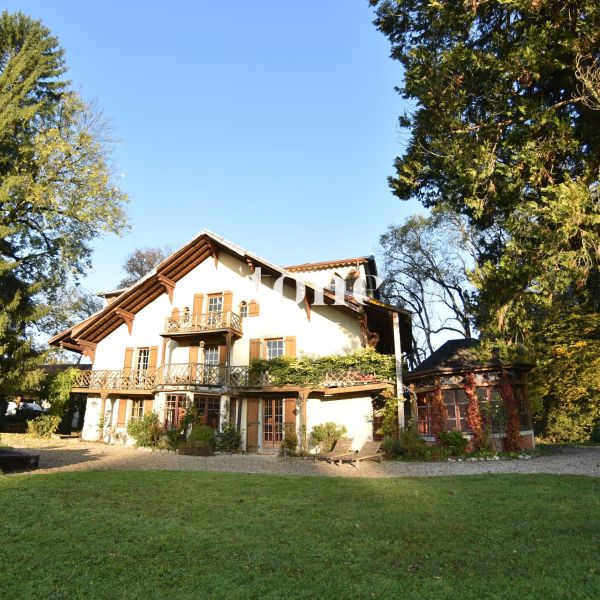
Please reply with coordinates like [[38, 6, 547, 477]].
[[164, 311, 243, 335], [73, 365, 393, 392]]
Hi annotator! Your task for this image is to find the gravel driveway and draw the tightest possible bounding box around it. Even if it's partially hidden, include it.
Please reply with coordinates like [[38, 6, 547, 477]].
[[2, 434, 599, 478]]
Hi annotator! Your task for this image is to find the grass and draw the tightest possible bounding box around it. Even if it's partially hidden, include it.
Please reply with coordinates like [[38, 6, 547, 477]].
[[0, 472, 599, 599]]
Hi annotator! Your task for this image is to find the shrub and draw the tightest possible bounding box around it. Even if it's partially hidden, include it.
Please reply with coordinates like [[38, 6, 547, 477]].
[[179, 440, 215, 456], [27, 414, 61, 438], [437, 430, 469, 455], [590, 421, 600, 443], [309, 422, 347, 452], [188, 425, 216, 448], [126, 412, 162, 448], [218, 421, 243, 453], [164, 428, 185, 451], [381, 435, 401, 458], [397, 425, 429, 459], [280, 433, 299, 453]]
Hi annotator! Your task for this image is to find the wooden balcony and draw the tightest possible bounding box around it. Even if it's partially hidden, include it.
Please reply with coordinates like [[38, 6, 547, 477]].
[[163, 311, 243, 337], [72, 364, 393, 395]]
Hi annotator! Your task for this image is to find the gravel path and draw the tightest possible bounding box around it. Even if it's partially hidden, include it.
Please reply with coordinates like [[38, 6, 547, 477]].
[[2, 434, 599, 478]]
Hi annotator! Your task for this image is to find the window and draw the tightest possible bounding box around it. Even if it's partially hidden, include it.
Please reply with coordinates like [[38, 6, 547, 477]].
[[239, 301, 248, 318], [194, 395, 221, 429], [345, 270, 360, 296], [266, 339, 284, 360], [165, 394, 186, 429], [204, 346, 219, 365], [136, 348, 149, 371], [327, 273, 343, 295], [131, 399, 144, 420], [208, 295, 223, 312]]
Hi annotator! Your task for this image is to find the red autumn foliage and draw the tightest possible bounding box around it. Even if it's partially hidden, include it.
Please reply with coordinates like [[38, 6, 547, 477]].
[[464, 373, 485, 450], [430, 382, 447, 445], [497, 372, 521, 452]]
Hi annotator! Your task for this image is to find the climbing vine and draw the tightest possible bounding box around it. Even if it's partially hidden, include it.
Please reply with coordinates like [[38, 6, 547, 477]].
[[249, 347, 397, 388], [497, 372, 521, 452], [430, 381, 447, 444], [464, 373, 485, 450]]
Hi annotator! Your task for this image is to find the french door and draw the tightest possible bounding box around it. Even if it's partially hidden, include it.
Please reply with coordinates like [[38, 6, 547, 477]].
[[263, 399, 283, 451]]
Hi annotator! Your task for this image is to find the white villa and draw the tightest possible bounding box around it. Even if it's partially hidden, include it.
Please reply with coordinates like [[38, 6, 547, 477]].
[[50, 230, 411, 451]]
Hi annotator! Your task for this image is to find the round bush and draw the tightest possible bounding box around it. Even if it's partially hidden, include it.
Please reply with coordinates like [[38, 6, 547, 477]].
[[188, 425, 216, 447], [179, 441, 214, 456]]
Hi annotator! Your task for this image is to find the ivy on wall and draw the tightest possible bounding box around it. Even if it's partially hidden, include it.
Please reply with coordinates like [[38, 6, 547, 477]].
[[249, 347, 398, 389]]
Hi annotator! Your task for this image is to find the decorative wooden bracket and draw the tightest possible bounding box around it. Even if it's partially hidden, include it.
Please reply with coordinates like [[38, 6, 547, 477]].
[[115, 308, 135, 335], [359, 310, 368, 348], [207, 239, 219, 269], [157, 275, 176, 304], [60, 340, 97, 363], [246, 257, 255, 273], [304, 297, 311, 322]]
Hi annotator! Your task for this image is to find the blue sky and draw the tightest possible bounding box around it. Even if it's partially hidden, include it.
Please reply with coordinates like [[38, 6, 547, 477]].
[[12, 0, 422, 294]]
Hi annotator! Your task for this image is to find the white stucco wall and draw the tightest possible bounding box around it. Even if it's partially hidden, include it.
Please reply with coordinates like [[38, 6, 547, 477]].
[[306, 394, 375, 451]]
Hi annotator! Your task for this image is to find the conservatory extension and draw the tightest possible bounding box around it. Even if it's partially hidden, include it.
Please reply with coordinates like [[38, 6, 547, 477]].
[[405, 339, 536, 450]]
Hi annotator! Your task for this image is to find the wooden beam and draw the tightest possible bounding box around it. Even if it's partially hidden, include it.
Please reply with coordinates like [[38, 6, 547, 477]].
[[157, 275, 176, 304], [115, 308, 135, 335], [207, 239, 219, 269], [246, 257, 255, 273], [316, 382, 394, 395], [304, 297, 311, 322]]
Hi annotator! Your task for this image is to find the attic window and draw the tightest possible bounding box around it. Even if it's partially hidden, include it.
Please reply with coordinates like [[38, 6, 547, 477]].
[[345, 270, 359, 295], [327, 273, 343, 295], [239, 301, 248, 318]]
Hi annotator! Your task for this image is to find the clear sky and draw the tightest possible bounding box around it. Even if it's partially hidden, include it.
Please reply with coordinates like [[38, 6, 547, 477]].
[[11, 0, 422, 294]]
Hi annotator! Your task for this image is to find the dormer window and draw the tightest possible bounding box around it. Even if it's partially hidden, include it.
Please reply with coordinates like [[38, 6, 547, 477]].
[[327, 273, 343, 295], [345, 270, 360, 296], [239, 301, 248, 318]]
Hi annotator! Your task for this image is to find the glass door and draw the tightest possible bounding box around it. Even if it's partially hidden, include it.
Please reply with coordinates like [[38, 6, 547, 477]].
[[263, 399, 283, 451]]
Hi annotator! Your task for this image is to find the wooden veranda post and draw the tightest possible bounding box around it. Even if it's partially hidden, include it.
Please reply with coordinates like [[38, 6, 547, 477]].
[[392, 312, 405, 430]]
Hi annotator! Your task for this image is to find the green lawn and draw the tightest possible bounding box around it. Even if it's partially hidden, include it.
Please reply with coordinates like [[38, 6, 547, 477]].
[[0, 472, 599, 599]]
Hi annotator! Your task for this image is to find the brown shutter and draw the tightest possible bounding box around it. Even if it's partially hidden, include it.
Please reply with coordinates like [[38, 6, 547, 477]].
[[219, 343, 227, 365], [285, 336, 296, 357], [171, 307, 180, 319], [246, 397, 260, 451], [148, 346, 158, 372], [189, 343, 199, 363], [249, 339, 261, 361], [145, 400, 154, 414], [284, 398, 297, 436], [193, 294, 204, 314], [223, 290, 233, 313], [123, 347, 134, 371], [248, 300, 259, 317], [117, 399, 128, 427]]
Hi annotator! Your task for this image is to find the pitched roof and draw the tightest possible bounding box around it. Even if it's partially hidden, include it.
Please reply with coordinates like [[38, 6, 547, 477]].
[[406, 338, 534, 379], [285, 257, 372, 272], [49, 230, 411, 357]]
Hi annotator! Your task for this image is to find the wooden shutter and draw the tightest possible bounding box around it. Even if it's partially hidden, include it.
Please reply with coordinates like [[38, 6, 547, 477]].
[[219, 343, 227, 365], [284, 398, 297, 435], [248, 300, 259, 317], [249, 339, 261, 361], [171, 307, 180, 319], [246, 397, 260, 452], [145, 399, 154, 414], [223, 290, 233, 313], [189, 343, 199, 363], [123, 347, 134, 371], [117, 399, 128, 427], [193, 294, 204, 314], [285, 336, 296, 357], [148, 346, 158, 372]]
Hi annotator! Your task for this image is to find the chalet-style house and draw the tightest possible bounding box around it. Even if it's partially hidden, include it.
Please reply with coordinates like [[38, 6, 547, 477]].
[[50, 230, 411, 451]]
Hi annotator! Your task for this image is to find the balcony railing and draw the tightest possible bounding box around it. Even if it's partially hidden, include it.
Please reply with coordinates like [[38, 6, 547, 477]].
[[73, 365, 391, 391], [164, 311, 242, 335], [75, 369, 159, 391]]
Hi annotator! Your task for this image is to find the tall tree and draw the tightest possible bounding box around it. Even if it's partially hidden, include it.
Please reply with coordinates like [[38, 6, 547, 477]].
[[370, 0, 600, 439], [118, 246, 173, 288], [379, 207, 482, 366], [370, 0, 600, 336], [0, 11, 130, 403]]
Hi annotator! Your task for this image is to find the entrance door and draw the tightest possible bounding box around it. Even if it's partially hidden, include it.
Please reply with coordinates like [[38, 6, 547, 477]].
[[263, 399, 283, 451]]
